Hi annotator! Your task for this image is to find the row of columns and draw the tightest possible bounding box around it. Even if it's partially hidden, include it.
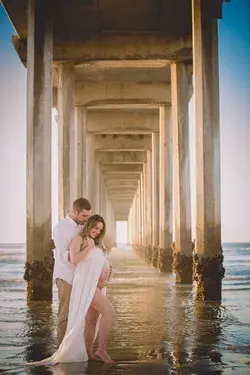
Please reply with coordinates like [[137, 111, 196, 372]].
[[24, 1, 117, 300], [57, 72, 117, 251], [24, 0, 224, 301], [128, 0, 225, 300]]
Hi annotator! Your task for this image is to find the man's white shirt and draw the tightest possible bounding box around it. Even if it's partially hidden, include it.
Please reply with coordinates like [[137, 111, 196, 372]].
[[53, 215, 84, 285]]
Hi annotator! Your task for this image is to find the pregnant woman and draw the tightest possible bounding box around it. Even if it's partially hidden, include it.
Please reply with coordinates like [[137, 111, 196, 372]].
[[27, 214, 115, 366]]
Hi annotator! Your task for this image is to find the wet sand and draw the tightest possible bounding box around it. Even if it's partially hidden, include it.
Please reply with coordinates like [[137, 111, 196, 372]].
[[1, 247, 250, 374]]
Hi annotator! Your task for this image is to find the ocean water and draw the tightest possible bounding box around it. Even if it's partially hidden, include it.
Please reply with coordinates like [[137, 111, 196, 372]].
[[0, 244, 250, 375]]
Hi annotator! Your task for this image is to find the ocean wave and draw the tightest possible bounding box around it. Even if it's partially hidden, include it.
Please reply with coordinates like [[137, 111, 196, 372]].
[[223, 248, 250, 253], [223, 287, 250, 292], [224, 275, 250, 281], [0, 278, 25, 284], [0, 252, 26, 258]]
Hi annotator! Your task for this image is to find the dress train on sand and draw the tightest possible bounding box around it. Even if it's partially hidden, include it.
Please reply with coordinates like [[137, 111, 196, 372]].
[[26, 247, 105, 365]]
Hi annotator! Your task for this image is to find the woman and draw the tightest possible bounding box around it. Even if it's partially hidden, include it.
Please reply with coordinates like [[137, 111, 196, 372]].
[[76, 215, 114, 363], [27, 215, 115, 366]]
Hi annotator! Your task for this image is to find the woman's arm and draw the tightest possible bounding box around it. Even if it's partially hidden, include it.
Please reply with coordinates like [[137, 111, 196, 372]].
[[69, 235, 95, 265]]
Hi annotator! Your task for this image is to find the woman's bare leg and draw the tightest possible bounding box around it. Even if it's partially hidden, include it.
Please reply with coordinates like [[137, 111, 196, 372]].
[[85, 307, 99, 360], [90, 288, 115, 364]]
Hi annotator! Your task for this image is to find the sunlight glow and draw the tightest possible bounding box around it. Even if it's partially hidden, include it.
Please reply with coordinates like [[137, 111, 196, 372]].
[[116, 221, 128, 247]]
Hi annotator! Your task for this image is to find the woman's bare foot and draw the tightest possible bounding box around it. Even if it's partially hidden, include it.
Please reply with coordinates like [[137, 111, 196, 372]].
[[95, 349, 115, 364], [87, 349, 99, 361], [88, 354, 99, 361]]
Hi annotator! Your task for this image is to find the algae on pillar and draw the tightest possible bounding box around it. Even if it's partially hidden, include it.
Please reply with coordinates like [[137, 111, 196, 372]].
[[24, 0, 53, 301], [171, 62, 193, 284], [192, 0, 224, 300], [158, 106, 173, 273]]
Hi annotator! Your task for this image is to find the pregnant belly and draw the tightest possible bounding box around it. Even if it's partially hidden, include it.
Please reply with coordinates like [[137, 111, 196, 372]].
[[99, 261, 110, 283]]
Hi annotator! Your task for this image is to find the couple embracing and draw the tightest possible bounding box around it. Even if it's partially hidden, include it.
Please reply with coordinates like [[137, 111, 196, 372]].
[[28, 198, 115, 366]]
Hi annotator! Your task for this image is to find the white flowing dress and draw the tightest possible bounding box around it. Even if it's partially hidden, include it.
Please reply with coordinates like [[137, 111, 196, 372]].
[[27, 247, 106, 365]]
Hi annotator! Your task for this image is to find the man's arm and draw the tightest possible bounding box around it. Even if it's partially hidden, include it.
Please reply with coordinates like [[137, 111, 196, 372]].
[[53, 226, 70, 262]]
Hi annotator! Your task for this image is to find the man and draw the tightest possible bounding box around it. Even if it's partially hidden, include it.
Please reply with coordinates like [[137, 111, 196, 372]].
[[53, 197, 92, 344]]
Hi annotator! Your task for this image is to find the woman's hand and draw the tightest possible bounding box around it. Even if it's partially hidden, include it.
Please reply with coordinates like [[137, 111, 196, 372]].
[[80, 236, 88, 252], [87, 237, 95, 249], [70, 235, 95, 265]]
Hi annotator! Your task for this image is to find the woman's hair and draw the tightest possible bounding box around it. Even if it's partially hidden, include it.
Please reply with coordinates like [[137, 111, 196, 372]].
[[81, 214, 106, 248]]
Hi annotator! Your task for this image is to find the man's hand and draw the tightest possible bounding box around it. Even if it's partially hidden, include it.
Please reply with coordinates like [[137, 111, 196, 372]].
[[97, 280, 108, 289], [107, 265, 113, 282]]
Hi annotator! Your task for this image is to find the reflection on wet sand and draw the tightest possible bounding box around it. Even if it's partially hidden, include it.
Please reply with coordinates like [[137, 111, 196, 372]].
[[179, 301, 223, 374], [22, 301, 57, 364], [8, 248, 249, 375], [165, 284, 195, 369], [50, 361, 171, 375]]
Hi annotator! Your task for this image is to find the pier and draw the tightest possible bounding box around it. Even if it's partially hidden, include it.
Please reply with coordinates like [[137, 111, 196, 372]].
[[2, 0, 228, 301]]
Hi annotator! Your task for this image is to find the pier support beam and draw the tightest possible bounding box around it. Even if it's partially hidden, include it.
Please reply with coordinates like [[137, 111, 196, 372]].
[[145, 151, 153, 263], [192, 0, 224, 300], [58, 62, 75, 219], [91, 160, 100, 214], [73, 105, 87, 199], [140, 173, 145, 251], [136, 184, 142, 248], [24, 0, 53, 301], [151, 133, 160, 268], [86, 134, 97, 204], [158, 106, 173, 272], [171, 62, 193, 283]]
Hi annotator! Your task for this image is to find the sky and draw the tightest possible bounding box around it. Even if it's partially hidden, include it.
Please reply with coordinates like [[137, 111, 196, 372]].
[[0, 0, 249, 244]]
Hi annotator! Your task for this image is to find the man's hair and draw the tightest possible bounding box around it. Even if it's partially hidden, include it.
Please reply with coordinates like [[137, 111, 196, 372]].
[[73, 197, 91, 212]]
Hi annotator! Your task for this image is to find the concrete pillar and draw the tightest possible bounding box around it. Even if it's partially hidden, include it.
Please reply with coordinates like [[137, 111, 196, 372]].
[[136, 185, 141, 248], [104, 194, 112, 250], [112, 207, 116, 247], [74, 105, 87, 199], [133, 196, 137, 246], [129, 199, 133, 245], [86, 134, 97, 204], [171, 62, 193, 283], [58, 62, 75, 219], [192, 0, 224, 300], [151, 133, 160, 268], [107, 196, 116, 249], [133, 199, 137, 246], [137, 188, 141, 247], [128, 202, 134, 246], [99, 173, 107, 219], [128, 210, 131, 245], [131, 199, 136, 246], [145, 151, 152, 263], [158, 106, 173, 272], [142, 166, 147, 256], [131, 202, 135, 245], [139, 175, 145, 252], [92, 160, 100, 214], [24, 0, 53, 301]]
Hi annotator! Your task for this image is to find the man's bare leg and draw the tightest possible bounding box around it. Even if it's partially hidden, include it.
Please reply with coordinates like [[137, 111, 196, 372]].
[[90, 288, 115, 364]]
